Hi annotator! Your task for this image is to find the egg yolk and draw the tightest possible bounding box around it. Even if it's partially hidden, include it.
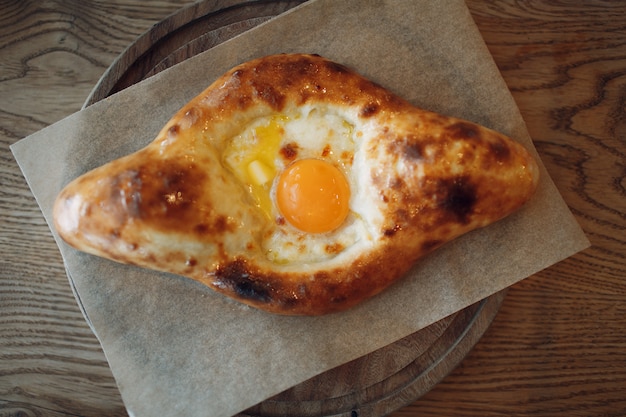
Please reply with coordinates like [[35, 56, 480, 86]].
[[276, 159, 351, 233]]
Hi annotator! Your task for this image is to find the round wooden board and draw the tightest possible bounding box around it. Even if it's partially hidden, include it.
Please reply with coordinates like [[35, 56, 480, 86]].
[[84, 1, 507, 416]]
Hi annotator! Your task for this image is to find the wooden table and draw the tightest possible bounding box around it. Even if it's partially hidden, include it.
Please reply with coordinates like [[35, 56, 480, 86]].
[[1, 1, 625, 416]]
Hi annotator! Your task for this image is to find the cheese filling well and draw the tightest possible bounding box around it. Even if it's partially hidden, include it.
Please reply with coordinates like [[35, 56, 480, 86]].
[[221, 106, 380, 265]]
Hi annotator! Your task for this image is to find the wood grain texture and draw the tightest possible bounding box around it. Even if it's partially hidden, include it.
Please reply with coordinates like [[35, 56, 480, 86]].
[[1, 0, 625, 416]]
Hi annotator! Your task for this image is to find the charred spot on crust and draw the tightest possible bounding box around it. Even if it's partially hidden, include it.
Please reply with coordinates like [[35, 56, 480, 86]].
[[254, 84, 285, 110], [447, 121, 480, 140], [215, 260, 272, 304], [213, 216, 229, 233], [237, 94, 252, 108], [438, 176, 477, 224], [235, 280, 271, 303], [298, 85, 323, 104], [360, 102, 380, 118], [144, 253, 157, 265], [387, 137, 429, 161], [313, 270, 346, 302], [194, 223, 209, 234], [403, 140, 424, 160], [389, 176, 405, 190], [247, 56, 341, 110], [331, 294, 348, 304], [324, 60, 350, 75], [384, 224, 402, 237], [314, 271, 330, 281], [280, 142, 299, 161], [194, 216, 233, 235], [167, 124, 179, 137], [108, 160, 209, 233], [489, 138, 511, 162], [421, 239, 443, 252]]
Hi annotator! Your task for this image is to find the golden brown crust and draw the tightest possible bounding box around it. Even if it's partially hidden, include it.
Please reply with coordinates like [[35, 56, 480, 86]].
[[53, 53, 539, 315]]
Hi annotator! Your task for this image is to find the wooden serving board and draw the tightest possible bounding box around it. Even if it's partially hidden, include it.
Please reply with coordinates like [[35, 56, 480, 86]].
[[83, 1, 507, 415]]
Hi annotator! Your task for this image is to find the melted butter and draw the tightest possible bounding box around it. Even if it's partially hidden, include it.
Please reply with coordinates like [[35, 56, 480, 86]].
[[223, 115, 288, 220], [252, 116, 287, 170]]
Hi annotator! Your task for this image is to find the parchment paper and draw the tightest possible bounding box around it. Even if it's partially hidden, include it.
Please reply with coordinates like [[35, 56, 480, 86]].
[[11, 0, 590, 416]]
